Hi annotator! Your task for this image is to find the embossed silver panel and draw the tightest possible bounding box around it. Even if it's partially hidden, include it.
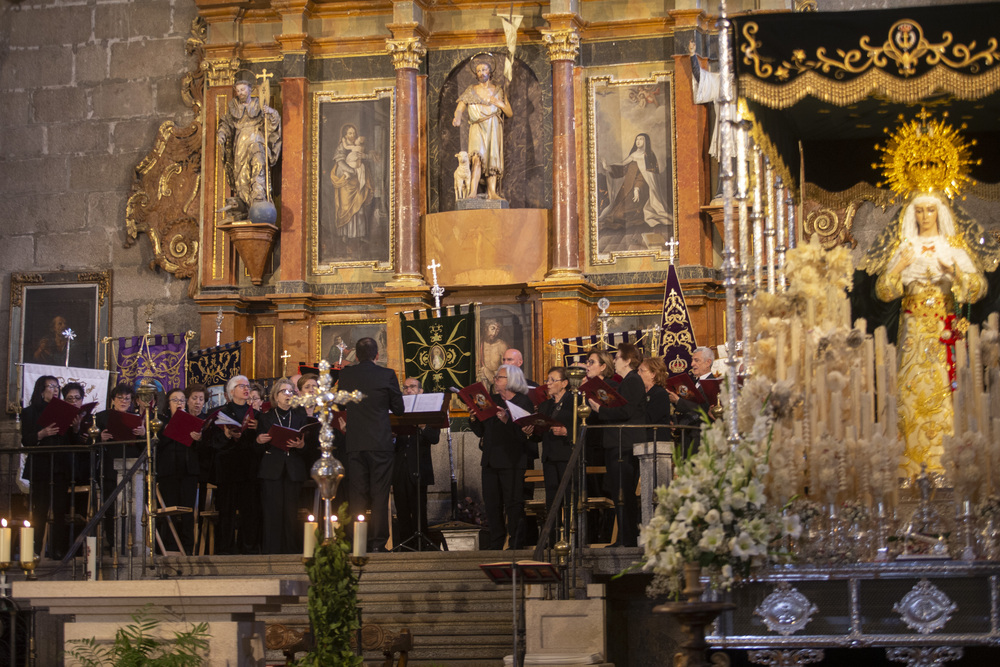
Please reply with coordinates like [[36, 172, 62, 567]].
[[892, 579, 958, 635], [885, 646, 963, 666], [748, 648, 824, 666], [754, 582, 820, 636]]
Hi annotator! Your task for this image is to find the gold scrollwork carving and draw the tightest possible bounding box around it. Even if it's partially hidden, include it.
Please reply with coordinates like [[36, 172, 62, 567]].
[[742, 19, 999, 83], [127, 23, 206, 295], [9, 274, 44, 308], [76, 271, 112, 306], [386, 38, 427, 70], [541, 28, 581, 62]]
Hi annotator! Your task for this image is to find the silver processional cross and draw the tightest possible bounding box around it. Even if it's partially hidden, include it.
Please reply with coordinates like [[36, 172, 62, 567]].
[[428, 259, 444, 311]]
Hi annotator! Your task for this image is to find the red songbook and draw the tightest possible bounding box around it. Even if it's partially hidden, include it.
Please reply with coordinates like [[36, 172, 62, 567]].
[[39, 397, 98, 435], [666, 374, 710, 404], [161, 409, 207, 447], [579, 377, 627, 408], [267, 421, 321, 451], [699, 378, 722, 406], [105, 410, 144, 441], [457, 382, 499, 421], [331, 409, 347, 434], [528, 385, 548, 408], [259, 401, 272, 413], [514, 412, 565, 435]]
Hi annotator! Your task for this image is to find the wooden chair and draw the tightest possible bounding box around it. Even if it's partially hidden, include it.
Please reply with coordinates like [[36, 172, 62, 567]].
[[154, 485, 193, 556], [196, 483, 218, 555]]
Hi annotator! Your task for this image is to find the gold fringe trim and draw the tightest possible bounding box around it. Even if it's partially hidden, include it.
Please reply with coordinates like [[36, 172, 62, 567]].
[[739, 66, 1000, 109]]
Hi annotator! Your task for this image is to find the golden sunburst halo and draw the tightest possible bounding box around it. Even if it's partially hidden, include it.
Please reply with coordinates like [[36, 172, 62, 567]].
[[872, 108, 979, 201]]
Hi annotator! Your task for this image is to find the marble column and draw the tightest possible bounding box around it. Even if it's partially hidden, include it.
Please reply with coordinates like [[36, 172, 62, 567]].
[[386, 35, 427, 287], [541, 22, 582, 279]]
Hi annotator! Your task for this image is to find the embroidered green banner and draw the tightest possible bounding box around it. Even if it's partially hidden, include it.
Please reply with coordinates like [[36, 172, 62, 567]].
[[400, 305, 475, 393]]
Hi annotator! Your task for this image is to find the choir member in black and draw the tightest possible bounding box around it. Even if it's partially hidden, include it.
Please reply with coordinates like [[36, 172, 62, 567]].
[[254, 378, 317, 554], [21, 375, 67, 558], [583, 350, 617, 541], [392, 377, 441, 547], [471, 364, 535, 550], [523, 367, 574, 541], [157, 388, 200, 552], [297, 374, 319, 416], [208, 374, 261, 554], [668, 346, 716, 456], [249, 382, 266, 412], [93, 382, 147, 550], [588, 343, 645, 547], [638, 357, 673, 444]]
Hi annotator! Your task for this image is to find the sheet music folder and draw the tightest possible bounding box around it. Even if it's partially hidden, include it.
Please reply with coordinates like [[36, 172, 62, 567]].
[[479, 560, 561, 585], [391, 391, 450, 430]]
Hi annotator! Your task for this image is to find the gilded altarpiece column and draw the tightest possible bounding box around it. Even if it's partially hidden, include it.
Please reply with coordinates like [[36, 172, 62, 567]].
[[541, 19, 582, 279], [386, 33, 428, 287]]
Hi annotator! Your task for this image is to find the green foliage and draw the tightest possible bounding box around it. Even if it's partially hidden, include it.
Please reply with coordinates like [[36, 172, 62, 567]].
[[64, 605, 210, 667], [291, 502, 363, 667]]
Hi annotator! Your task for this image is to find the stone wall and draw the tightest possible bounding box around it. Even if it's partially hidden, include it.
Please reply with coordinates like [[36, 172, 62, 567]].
[[0, 0, 203, 433]]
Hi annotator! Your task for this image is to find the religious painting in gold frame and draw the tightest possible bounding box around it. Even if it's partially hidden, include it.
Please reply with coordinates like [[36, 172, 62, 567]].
[[587, 73, 677, 265], [6, 270, 112, 413], [311, 88, 395, 273], [316, 319, 388, 369]]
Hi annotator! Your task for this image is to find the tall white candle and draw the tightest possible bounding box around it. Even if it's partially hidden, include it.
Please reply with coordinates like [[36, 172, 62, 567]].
[[776, 329, 786, 381], [0, 519, 10, 563], [353, 515, 367, 557], [303, 515, 318, 558], [20, 521, 33, 563], [85, 536, 97, 581]]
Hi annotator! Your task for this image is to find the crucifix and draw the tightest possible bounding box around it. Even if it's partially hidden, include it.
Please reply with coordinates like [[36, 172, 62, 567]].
[[144, 303, 155, 335], [215, 308, 224, 347], [428, 259, 445, 311], [280, 349, 291, 376], [62, 328, 77, 367], [336, 341, 348, 366], [664, 238, 679, 265]]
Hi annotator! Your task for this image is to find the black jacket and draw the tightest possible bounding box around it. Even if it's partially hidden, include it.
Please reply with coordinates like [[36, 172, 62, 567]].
[[208, 402, 259, 484], [644, 384, 673, 442], [471, 392, 535, 469], [337, 361, 405, 453], [254, 407, 317, 482], [596, 370, 646, 451], [157, 410, 200, 477], [394, 426, 441, 485], [535, 392, 575, 463]]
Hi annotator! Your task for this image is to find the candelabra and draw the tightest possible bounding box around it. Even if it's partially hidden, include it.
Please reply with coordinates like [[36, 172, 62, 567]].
[[292, 361, 364, 540]]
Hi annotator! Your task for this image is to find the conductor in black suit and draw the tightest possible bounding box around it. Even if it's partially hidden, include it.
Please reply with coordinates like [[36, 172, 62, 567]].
[[338, 337, 405, 552], [392, 377, 441, 546]]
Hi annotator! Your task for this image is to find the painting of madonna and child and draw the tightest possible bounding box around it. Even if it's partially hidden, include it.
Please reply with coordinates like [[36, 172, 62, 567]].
[[314, 93, 393, 271], [590, 76, 677, 261]]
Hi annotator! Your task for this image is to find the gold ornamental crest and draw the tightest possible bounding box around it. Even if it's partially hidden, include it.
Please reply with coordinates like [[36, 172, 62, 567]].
[[872, 108, 979, 201]]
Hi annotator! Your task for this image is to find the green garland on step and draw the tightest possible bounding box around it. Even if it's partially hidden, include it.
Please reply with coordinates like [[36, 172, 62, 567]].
[[291, 503, 363, 667]]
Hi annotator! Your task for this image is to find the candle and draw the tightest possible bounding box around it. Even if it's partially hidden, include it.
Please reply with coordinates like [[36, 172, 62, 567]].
[[20, 521, 33, 563], [790, 317, 802, 376], [776, 329, 786, 381], [353, 515, 367, 557], [85, 536, 97, 581], [303, 515, 318, 558], [0, 519, 10, 563]]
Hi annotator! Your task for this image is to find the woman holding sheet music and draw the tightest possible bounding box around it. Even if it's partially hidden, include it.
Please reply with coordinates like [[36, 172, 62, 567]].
[[254, 378, 317, 554], [470, 364, 535, 550], [524, 367, 574, 541], [157, 389, 200, 553], [587, 343, 644, 548], [209, 375, 261, 555], [22, 375, 70, 558]]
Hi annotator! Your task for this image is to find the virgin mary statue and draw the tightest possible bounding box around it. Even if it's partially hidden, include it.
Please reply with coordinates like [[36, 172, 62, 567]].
[[855, 112, 1000, 478]]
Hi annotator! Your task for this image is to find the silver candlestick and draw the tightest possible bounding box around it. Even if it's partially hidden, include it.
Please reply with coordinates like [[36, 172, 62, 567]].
[[293, 360, 364, 540]]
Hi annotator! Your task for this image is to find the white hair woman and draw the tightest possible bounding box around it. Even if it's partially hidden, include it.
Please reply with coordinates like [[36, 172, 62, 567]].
[[470, 363, 535, 549]]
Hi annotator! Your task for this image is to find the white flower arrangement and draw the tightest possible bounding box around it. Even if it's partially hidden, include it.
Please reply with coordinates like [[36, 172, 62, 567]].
[[640, 413, 798, 596]]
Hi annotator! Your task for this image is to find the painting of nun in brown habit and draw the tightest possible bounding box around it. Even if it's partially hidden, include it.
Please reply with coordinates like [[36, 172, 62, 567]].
[[589, 74, 677, 263]]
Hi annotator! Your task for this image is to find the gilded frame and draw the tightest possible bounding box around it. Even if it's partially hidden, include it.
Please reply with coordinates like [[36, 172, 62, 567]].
[[315, 318, 389, 368], [6, 270, 112, 413], [311, 88, 395, 273], [587, 72, 678, 265]]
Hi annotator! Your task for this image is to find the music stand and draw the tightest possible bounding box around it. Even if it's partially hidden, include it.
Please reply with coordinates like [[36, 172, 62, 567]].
[[392, 393, 450, 552], [481, 560, 561, 667]]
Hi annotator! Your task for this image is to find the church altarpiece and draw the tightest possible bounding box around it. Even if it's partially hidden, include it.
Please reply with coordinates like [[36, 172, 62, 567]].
[[121, 5, 740, 383]]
